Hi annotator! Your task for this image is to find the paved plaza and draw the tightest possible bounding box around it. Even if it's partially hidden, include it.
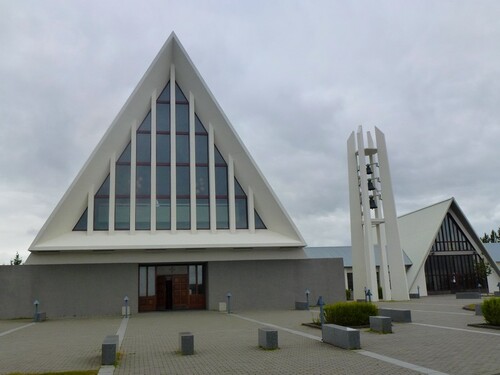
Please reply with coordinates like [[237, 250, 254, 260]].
[[0, 295, 499, 374]]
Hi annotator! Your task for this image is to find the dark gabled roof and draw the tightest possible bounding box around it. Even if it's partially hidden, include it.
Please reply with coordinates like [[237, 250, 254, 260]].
[[484, 243, 500, 263], [304, 246, 413, 267]]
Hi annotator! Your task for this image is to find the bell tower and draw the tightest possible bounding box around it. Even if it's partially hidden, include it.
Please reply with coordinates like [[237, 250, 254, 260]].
[[347, 126, 409, 301]]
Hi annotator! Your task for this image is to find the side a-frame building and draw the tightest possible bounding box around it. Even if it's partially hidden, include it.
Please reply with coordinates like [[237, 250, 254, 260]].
[[0, 33, 344, 319], [306, 198, 500, 297], [400, 198, 500, 296]]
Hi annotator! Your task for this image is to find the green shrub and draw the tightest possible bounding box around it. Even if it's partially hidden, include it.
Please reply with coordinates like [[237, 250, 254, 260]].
[[323, 301, 378, 326], [482, 297, 500, 326]]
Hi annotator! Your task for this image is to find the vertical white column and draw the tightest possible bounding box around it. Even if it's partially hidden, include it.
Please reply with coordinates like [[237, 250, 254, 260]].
[[370, 150, 391, 301], [208, 123, 216, 233], [248, 187, 255, 233], [170, 64, 177, 233], [375, 127, 409, 300], [189, 92, 197, 233], [130, 122, 137, 233], [357, 127, 379, 301], [228, 155, 236, 233], [376, 223, 392, 300], [109, 154, 116, 233], [347, 132, 366, 300], [87, 186, 94, 234], [150, 91, 157, 232]]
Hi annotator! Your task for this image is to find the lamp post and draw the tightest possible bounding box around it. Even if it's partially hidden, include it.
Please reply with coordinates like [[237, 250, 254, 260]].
[[124, 296, 129, 318], [226, 292, 232, 314], [305, 289, 310, 310], [33, 300, 39, 322], [318, 296, 325, 327]]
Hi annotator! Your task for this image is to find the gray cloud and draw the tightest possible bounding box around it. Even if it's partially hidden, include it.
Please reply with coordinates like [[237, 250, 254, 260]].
[[1, 1, 500, 263]]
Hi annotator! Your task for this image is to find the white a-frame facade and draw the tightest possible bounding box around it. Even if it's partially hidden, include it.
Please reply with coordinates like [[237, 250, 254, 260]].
[[0, 34, 346, 317], [27, 33, 305, 265]]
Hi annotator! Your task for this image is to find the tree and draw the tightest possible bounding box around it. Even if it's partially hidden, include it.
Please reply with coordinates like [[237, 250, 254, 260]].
[[10, 252, 22, 265], [481, 226, 500, 243], [475, 257, 492, 281]]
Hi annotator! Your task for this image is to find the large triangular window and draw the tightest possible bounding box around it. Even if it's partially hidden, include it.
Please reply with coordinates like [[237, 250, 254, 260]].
[[425, 213, 486, 292], [73, 80, 265, 232]]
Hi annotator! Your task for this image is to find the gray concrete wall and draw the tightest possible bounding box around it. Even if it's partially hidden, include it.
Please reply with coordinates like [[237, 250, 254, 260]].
[[206, 258, 345, 310], [0, 264, 137, 319]]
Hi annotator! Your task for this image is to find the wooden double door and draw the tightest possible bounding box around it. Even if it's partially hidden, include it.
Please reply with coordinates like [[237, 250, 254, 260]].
[[155, 275, 205, 311]]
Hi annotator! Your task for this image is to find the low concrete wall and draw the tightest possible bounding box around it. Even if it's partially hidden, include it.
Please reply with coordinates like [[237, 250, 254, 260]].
[[206, 258, 345, 310], [0, 264, 137, 319]]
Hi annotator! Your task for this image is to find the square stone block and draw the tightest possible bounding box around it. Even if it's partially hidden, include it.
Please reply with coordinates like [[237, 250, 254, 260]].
[[295, 301, 309, 310], [456, 292, 481, 299], [370, 316, 392, 333], [475, 304, 483, 316], [179, 332, 194, 355], [378, 308, 412, 323], [322, 324, 360, 350], [258, 327, 278, 349], [102, 335, 118, 365]]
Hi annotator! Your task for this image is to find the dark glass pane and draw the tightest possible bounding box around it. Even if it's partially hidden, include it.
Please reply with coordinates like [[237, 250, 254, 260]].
[[236, 198, 248, 229], [235, 179, 246, 197], [136, 198, 151, 230], [189, 265, 196, 293], [195, 135, 208, 164], [177, 166, 190, 196], [255, 211, 266, 229], [115, 198, 130, 230], [176, 104, 189, 132], [195, 115, 207, 134], [177, 198, 190, 230], [215, 166, 228, 196], [156, 103, 170, 132], [136, 133, 151, 163], [138, 111, 151, 132], [96, 175, 110, 196], [197, 265, 204, 293], [156, 199, 171, 229], [157, 82, 170, 102], [175, 83, 187, 102], [94, 175, 110, 230], [136, 166, 151, 196], [196, 166, 209, 196], [176, 135, 190, 163], [94, 198, 109, 230], [156, 134, 170, 163], [116, 165, 131, 196], [117, 143, 131, 163], [216, 199, 229, 229], [74, 208, 88, 231], [156, 166, 170, 196], [197, 198, 210, 229], [215, 147, 226, 165]]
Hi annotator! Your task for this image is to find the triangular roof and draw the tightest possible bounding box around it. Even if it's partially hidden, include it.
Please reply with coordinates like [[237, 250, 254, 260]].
[[398, 197, 500, 290], [304, 246, 413, 267], [27, 33, 305, 262]]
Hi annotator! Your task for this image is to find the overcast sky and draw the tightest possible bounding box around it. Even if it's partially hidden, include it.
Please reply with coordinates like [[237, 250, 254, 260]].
[[1, 1, 500, 264]]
